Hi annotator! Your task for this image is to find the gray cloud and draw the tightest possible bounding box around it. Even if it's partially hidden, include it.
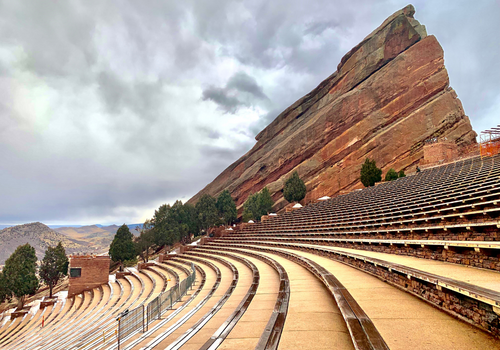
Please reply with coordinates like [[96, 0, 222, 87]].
[[202, 86, 244, 114], [226, 72, 268, 100], [202, 71, 269, 113], [0, 0, 498, 225]]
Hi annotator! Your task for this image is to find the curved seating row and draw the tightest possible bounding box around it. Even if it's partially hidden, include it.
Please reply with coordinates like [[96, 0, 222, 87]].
[[198, 240, 500, 349]]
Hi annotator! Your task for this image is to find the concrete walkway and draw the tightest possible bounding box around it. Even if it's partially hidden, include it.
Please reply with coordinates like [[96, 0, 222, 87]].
[[179, 254, 252, 349], [316, 245, 500, 290], [266, 246, 500, 350], [216, 251, 280, 350], [230, 247, 355, 350]]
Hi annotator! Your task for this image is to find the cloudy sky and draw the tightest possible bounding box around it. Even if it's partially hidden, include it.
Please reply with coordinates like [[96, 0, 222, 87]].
[[0, 0, 499, 225]]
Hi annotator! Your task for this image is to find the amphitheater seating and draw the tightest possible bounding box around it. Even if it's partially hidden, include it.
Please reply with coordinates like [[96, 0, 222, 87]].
[[1, 154, 500, 349]]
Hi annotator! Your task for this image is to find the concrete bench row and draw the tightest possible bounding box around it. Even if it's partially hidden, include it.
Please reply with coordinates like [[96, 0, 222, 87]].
[[207, 240, 500, 338]]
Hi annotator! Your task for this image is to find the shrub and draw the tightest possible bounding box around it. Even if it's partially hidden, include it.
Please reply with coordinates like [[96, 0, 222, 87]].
[[385, 168, 398, 181], [398, 169, 406, 178], [123, 258, 138, 268]]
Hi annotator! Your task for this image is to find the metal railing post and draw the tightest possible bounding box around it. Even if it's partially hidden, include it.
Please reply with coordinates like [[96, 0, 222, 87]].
[[142, 305, 146, 333], [117, 319, 121, 350]]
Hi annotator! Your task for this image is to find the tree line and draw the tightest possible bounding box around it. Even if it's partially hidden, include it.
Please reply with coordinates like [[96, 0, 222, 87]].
[[0, 242, 68, 308], [110, 172, 309, 268], [109, 190, 239, 268]]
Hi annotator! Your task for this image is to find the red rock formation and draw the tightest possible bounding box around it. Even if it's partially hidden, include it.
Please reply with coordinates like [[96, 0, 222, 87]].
[[189, 5, 476, 213]]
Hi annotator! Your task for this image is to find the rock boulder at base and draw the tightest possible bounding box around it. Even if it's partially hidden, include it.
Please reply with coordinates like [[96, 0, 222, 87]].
[[188, 5, 476, 213]]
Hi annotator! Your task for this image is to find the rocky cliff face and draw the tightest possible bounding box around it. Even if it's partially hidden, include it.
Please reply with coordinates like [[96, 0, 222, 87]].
[[189, 5, 476, 213]]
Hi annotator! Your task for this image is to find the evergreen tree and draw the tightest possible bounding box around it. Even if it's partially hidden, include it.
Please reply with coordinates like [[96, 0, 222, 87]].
[[242, 192, 260, 222], [216, 190, 237, 225], [283, 172, 307, 203], [259, 187, 274, 216], [39, 242, 69, 298], [360, 158, 382, 187], [135, 221, 155, 263], [109, 224, 136, 270], [242, 188, 275, 222], [152, 204, 173, 248], [183, 203, 200, 235], [398, 169, 406, 178], [385, 168, 399, 182], [152, 201, 200, 249], [196, 194, 219, 232], [0, 272, 8, 304], [170, 200, 190, 243], [2, 243, 39, 308]]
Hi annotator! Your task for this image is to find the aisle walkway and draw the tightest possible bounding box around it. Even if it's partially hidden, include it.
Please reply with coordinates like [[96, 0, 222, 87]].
[[205, 250, 280, 350], [229, 247, 355, 350], [271, 246, 500, 350], [318, 245, 500, 290]]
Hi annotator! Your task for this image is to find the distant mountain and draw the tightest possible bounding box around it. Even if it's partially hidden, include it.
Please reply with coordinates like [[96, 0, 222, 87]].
[[0, 222, 90, 265], [53, 225, 116, 252], [47, 223, 142, 231], [52, 223, 142, 254]]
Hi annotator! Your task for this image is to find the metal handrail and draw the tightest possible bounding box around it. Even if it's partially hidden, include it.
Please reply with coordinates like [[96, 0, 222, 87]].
[[117, 263, 195, 349]]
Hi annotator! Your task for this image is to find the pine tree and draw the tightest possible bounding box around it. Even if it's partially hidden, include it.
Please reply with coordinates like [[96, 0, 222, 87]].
[[0, 272, 8, 304], [135, 221, 155, 263], [385, 168, 398, 182], [242, 193, 260, 222], [360, 158, 382, 187], [216, 190, 237, 225], [196, 194, 219, 232], [259, 187, 274, 216], [152, 200, 201, 249], [283, 172, 307, 203], [170, 200, 190, 243], [39, 242, 69, 298], [243, 188, 275, 222], [183, 203, 200, 235], [152, 204, 173, 248], [109, 224, 136, 270], [2, 243, 39, 308]]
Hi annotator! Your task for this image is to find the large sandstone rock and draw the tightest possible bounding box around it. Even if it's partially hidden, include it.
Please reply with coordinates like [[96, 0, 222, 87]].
[[189, 5, 476, 213]]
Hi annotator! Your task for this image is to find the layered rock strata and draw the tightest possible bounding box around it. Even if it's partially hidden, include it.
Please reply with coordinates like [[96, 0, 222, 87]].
[[189, 5, 476, 212]]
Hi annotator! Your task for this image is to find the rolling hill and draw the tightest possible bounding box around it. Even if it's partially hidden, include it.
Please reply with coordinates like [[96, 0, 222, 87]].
[[0, 222, 90, 264]]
